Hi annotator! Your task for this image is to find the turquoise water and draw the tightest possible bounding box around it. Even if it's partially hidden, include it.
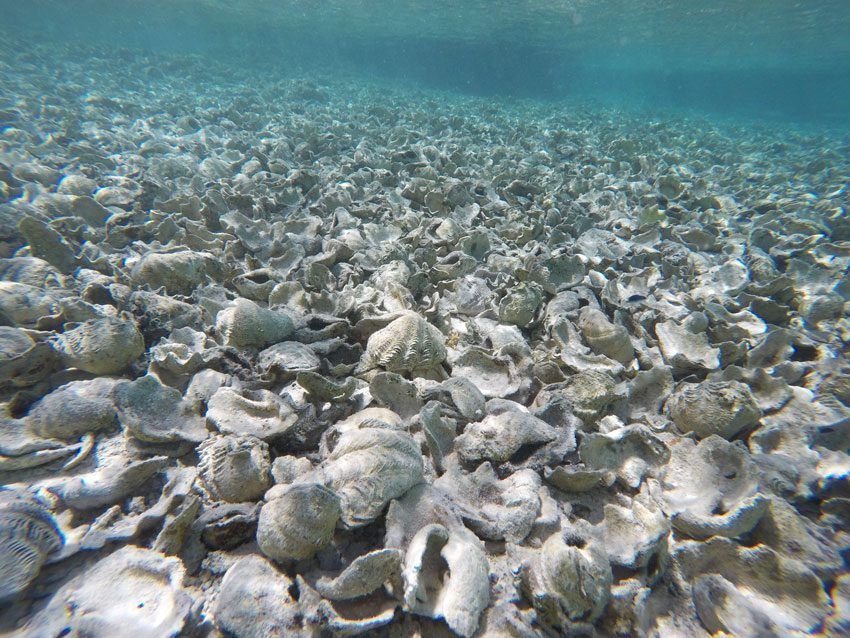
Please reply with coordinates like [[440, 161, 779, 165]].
[[3, 0, 850, 123]]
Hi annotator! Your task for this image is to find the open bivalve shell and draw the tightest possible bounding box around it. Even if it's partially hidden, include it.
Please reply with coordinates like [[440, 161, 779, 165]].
[[310, 427, 424, 527], [20, 546, 193, 638]]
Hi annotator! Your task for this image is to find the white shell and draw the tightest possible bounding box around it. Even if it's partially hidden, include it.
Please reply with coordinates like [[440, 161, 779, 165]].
[[655, 319, 720, 375], [214, 555, 302, 638], [656, 435, 766, 539], [313, 428, 423, 527], [22, 546, 193, 637], [673, 537, 831, 636], [206, 387, 298, 441], [436, 463, 540, 542], [402, 523, 490, 638]]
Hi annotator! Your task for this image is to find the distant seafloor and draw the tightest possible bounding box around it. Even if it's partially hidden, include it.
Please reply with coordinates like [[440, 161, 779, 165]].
[[2, 0, 850, 126]]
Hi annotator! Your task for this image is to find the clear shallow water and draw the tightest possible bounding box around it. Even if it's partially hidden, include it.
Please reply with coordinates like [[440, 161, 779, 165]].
[[1, 2, 850, 636], [3, 0, 850, 123]]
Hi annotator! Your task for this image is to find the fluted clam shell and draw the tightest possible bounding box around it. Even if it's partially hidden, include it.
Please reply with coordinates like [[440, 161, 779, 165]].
[[362, 312, 446, 374], [0, 490, 63, 602]]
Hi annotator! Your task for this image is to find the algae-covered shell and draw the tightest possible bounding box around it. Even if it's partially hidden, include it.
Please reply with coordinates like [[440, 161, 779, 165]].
[[556, 370, 618, 422], [362, 312, 446, 374], [498, 282, 543, 327], [0, 326, 57, 387], [578, 307, 634, 364], [26, 377, 117, 440], [113, 374, 208, 444], [0, 281, 59, 326], [257, 483, 341, 562], [522, 531, 613, 626], [198, 435, 271, 503], [666, 380, 762, 439], [50, 316, 144, 374], [215, 298, 294, 349], [0, 489, 63, 602], [131, 250, 208, 295]]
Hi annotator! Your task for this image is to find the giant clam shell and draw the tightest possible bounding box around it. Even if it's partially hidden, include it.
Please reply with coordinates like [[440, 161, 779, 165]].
[[0, 489, 63, 602], [521, 531, 613, 626], [497, 281, 543, 327], [131, 250, 209, 295], [214, 555, 303, 638], [197, 435, 271, 503], [579, 424, 670, 489], [594, 494, 670, 577], [556, 370, 618, 422], [52, 456, 169, 509], [257, 482, 341, 562], [360, 311, 446, 374], [655, 435, 767, 540], [50, 316, 145, 374], [21, 546, 193, 637], [0, 281, 59, 326], [0, 326, 57, 387], [313, 427, 424, 527], [666, 379, 762, 439], [655, 319, 720, 376], [673, 537, 831, 636], [215, 298, 294, 349], [0, 256, 63, 289], [257, 341, 320, 380], [578, 307, 634, 364], [114, 374, 208, 444], [401, 523, 490, 638], [205, 387, 298, 441], [26, 377, 117, 439], [316, 548, 402, 601], [455, 405, 557, 465], [450, 347, 520, 398], [436, 462, 541, 542]]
